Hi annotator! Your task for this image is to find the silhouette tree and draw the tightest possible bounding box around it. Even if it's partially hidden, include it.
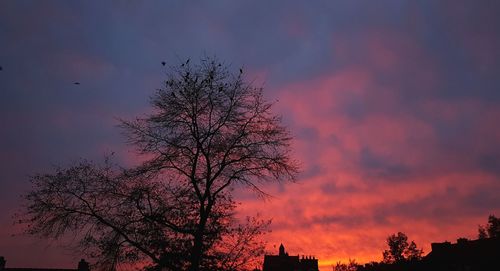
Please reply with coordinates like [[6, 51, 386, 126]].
[[333, 259, 359, 271], [382, 232, 423, 264], [19, 57, 299, 271], [478, 214, 500, 239]]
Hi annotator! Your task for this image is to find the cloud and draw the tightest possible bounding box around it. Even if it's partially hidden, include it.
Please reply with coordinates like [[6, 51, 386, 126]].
[[1, 0, 500, 269], [236, 18, 500, 266]]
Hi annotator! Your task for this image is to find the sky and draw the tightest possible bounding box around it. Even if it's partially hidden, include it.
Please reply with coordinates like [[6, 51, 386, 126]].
[[1, 0, 500, 270]]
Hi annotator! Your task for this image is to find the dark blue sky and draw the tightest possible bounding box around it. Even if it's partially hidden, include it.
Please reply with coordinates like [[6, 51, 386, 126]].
[[1, 1, 500, 268]]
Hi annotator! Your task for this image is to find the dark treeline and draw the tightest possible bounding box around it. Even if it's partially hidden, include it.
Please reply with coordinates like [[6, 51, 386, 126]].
[[334, 215, 500, 271]]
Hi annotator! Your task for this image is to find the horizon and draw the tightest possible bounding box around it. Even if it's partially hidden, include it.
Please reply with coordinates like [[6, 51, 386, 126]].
[[1, 1, 500, 270]]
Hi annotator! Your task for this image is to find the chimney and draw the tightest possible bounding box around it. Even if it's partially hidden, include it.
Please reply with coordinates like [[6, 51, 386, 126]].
[[0, 256, 5, 270], [78, 259, 90, 271]]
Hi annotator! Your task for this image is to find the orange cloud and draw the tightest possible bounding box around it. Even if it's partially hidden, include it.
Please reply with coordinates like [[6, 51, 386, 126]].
[[236, 46, 500, 268]]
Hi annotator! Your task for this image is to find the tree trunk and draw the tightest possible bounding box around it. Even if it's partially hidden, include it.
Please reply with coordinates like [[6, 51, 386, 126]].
[[189, 230, 203, 271], [190, 202, 210, 271]]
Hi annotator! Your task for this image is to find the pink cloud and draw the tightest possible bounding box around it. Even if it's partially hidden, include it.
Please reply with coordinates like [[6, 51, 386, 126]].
[[235, 30, 500, 267]]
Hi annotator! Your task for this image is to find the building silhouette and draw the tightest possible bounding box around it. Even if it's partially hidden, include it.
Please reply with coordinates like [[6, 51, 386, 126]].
[[424, 237, 500, 270], [0, 257, 89, 271], [358, 237, 500, 271], [262, 244, 319, 271]]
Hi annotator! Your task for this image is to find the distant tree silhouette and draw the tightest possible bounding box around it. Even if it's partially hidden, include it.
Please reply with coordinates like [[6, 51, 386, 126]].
[[382, 232, 423, 264], [18, 57, 299, 271], [478, 227, 488, 239], [333, 259, 360, 271], [478, 214, 500, 239]]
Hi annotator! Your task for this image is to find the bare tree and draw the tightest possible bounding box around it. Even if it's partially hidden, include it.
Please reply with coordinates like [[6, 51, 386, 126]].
[[19, 57, 299, 271], [382, 232, 423, 264]]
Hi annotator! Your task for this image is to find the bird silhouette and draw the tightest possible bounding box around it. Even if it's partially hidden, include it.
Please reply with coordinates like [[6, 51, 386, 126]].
[[74, 82, 80, 85], [239, 68, 243, 74], [161, 61, 166, 66], [186, 58, 190, 64], [0, 66, 3, 71]]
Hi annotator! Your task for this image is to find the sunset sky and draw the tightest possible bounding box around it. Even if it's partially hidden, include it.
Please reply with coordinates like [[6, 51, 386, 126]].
[[1, 1, 500, 270]]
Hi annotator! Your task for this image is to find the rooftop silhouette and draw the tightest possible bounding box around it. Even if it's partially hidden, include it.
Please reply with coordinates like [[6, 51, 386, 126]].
[[262, 244, 318, 271], [358, 237, 500, 271]]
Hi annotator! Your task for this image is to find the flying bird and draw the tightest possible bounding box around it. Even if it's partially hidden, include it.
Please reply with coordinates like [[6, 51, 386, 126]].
[[0, 66, 3, 71], [239, 68, 243, 74], [161, 61, 166, 66], [74, 82, 80, 85]]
